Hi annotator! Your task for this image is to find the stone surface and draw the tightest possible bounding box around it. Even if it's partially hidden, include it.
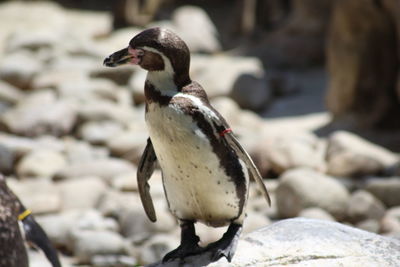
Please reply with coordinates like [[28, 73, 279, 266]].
[[0, 51, 43, 89], [7, 178, 61, 214], [326, 131, 399, 177], [149, 218, 400, 267], [299, 207, 335, 221], [58, 177, 107, 210], [1, 90, 77, 136], [365, 177, 400, 207], [346, 190, 386, 223], [16, 149, 67, 178], [260, 132, 326, 174], [54, 158, 135, 183], [276, 168, 350, 219], [69, 230, 127, 264]]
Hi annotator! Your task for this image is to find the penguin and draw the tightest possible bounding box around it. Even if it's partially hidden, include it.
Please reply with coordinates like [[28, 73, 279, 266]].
[[104, 27, 270, 263], [0, 175, 61, 267]]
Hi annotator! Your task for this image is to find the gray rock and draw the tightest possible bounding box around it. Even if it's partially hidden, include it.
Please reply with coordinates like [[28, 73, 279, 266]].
[[73, 209, 119, 232], [170, 6, 221, 53], [276, 168, 350, 219], [299, 207, 335, 221], [58, 176, 107, 210], [5, 30, 59, 52], [0, 51, 43, 89], [91, 255, 137, 267], [77, 100, 136, 125], [119, 198, 177, 243], [0, 133, 58, 158], [63, 139, 109, 164], [356, 219, 381, 233], [16, 149, 67, 178], [0, 144, 14, 174], [55, 158, 135, 183], [366, 177, 400, 207], [148, 218, 400, 267], [90, 65, 135, 86], [381, 207, 400, 234], [32, 70, 87, 90], [0, 80, 25, 105], [1, 90, 77, 136], [7, 178, 61, 214], [346, 190, 386, 223], [140, 234, 179, 265], [111, 171, 138, 192], [79, 120, 124, 145], [229, 74, 271, 111], [259, 132, 326, 174], [326, 131, 399, 177], [106, 129, 148, 165], [190, 55, 265, 99], [69, 230, 127, 264]]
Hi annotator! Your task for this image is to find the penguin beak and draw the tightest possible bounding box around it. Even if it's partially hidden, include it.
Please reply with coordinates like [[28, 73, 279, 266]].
[[21, 214, 62, 267], [103, 47, 144, 67]]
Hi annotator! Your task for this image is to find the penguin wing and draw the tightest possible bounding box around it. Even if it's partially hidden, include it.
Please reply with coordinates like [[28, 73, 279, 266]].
[[137, 138, 158, 222], [223, 132, 271, 206]]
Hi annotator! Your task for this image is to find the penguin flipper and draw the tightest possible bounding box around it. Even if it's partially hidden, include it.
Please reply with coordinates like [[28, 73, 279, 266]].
[[137, 138, 158, 222], [224, 132, 271, 206]]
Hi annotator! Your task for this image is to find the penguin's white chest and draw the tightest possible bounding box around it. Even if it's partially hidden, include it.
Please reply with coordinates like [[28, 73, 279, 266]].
[[145, 102, 244, 226]]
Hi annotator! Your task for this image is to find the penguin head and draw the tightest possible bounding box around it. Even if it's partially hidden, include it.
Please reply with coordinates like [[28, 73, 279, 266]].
[[104, 27, 191, 79]]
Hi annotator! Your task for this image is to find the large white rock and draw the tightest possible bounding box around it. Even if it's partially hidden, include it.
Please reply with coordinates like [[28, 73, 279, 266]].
[[276, 168, 350, 219], [149, 218, 400, 267]]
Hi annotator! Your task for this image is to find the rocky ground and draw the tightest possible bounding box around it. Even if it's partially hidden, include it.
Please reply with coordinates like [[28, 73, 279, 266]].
[[0, 2, 399, 267]]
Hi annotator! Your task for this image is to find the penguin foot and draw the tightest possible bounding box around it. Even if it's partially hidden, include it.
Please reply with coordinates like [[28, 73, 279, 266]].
[[205, 223, 242, 262], [162, 220, 203, 262], [162, 242, 204, 262]]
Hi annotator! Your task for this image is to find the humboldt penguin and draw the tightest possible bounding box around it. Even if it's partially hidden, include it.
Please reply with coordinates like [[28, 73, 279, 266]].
[[104, 27, 270, 262], [0, 175, 61, 267]]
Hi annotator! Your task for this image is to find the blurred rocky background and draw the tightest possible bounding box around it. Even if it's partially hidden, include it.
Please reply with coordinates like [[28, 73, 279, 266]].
[[0, 0, 399, 266]]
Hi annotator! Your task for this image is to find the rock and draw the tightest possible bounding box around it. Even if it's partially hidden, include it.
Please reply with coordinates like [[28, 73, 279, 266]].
[[90, 65, 135, 86], [139, 234, 179, 265], [365, 177, 400, 207], [0, 80, 25, 105], [356, 219, 380, 233], [5, 30, 60, 52], [276, 168, 350, 220], [149, 218, 400, 267], [0, 51, 43, 89], [7, 178, 61, 214], [16, 149, 67, 178], [91, 255, 137, 267], [79, 121, 124, 145], [1, 90, 77, 136], [258, 131, 326, 174], [346, 190, 386, 223], [35, 211, 81, 249], [32, 70, 87, 90], [119, 198, 176, 243], [73, 209, 119, 232], [69, 230, 127, 264], [229, 73, 271, 111], [77, 100, 136, 126], [299, 207, 335, 221], [326, 131, 399, 177], [242, 211, 271, 234], [111, 171, 138, 192], [106, 129, 148, 165], [0, 144, 15, 174], [55, 158, 135, 183], [170, 6, 221, 53], [63, 138, 109, 164], [381, 207, 400, 234], [58, 177, 107, 210], [191, 55, 265, 98]]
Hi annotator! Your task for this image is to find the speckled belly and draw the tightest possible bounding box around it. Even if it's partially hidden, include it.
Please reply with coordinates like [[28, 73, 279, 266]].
[[145, 103, 244, 226]]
